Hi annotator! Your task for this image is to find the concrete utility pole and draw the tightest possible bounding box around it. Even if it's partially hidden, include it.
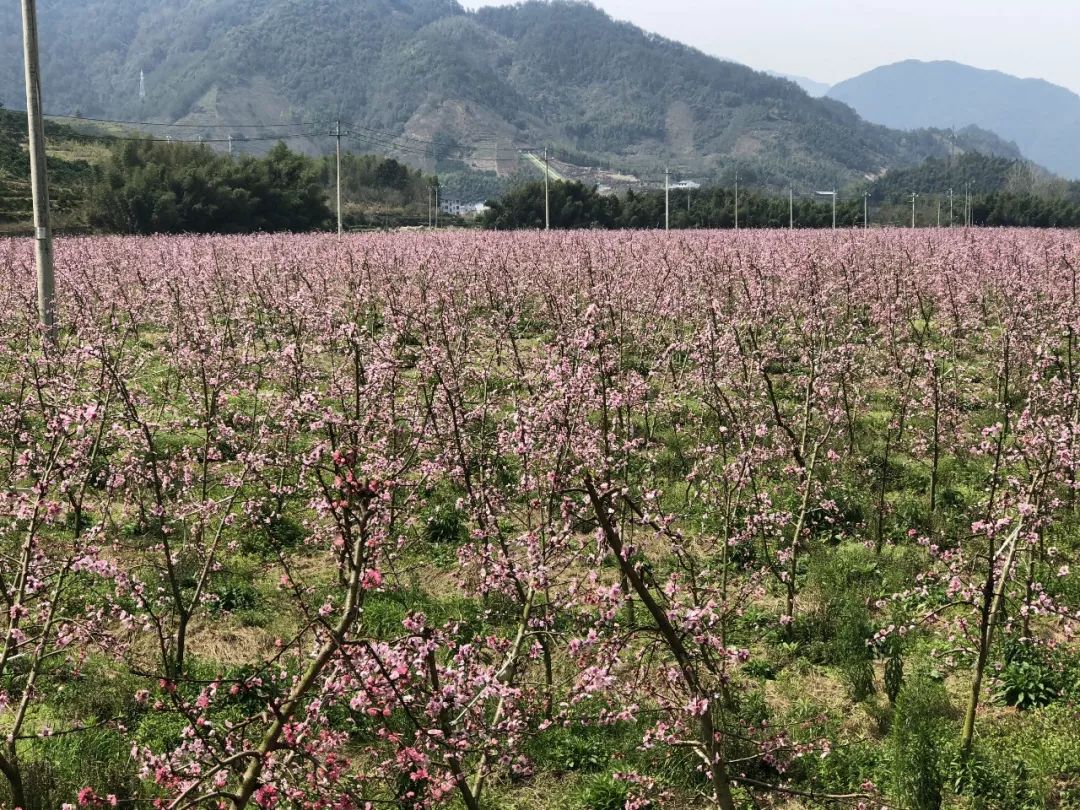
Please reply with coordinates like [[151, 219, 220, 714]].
[[335, 120, 343, 235], [948, 188, 954, 226], [789, 187, 793, 230], [864, 191, 870, 230], [911, 193, 919, 229], [428, 185, 432, 228], [734, 170, 739, 231], [21, 0, 55, 339], [435, 182, 439, 229], [665, 168, 670, 231], [544, 146, 550, 231], [937, 199, 941, 228]]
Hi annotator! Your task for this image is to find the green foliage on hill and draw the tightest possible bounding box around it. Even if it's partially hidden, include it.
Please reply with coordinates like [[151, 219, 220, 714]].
[[87, 140, 331, 234], [865, 152, 1080, 203], [2, 106, 456, 233], [0, 0, 1025, 189], [0, 106, 100, 230]]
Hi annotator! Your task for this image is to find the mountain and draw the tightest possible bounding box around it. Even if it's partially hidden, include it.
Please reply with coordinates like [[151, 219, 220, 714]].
[[765, 71, 830, 98], [0, 1, 1023, 188], [869, 151, 1079, 203], [828, 60, 1080, 179]]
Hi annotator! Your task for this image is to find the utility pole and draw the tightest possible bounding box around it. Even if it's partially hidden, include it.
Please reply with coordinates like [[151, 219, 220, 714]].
[[937, 199, 941, 228], [335, 120, 343, 235], [665, 168, 670, 231], [789, 187, 794, 230], [544, 146, 550, 231], [911, 192, 918, 229], [428, 185, 432, 228], [228, 134, 233, 156], [734, 170, 739, 231], [965, 181, 971, 227], [20, 0, 55, 339], [864, 190, 870, 230], [948, 188, 954, 226], [435, 182, 439, 229]]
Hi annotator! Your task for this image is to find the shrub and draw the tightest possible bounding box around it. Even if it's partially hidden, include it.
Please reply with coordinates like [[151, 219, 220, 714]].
[[889, 673, 953, 810], [995, 658, 1059, 711], [0, 730, 139, 810], [548, 728, 612, 773], [577, 773, 631, 810]]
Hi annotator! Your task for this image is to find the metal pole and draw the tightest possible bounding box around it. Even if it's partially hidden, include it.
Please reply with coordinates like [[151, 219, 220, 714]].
[[544, 146, 550, 231], [734, 172, 739, 231], [20, 0, 55, 339], [335, 120, 343, 235], [665, 168, 670, 231]]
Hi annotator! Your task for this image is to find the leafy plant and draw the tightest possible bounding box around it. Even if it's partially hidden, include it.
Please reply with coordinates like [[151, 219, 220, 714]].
[[577, 773, 632, 810], [995, 659, 1058, 710]]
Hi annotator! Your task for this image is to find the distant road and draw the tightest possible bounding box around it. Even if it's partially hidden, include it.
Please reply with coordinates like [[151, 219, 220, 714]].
[[523, 152, 567, 182]]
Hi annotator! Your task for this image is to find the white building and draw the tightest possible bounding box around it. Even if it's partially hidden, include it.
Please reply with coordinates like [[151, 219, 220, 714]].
[[439, 199, 489, 218]]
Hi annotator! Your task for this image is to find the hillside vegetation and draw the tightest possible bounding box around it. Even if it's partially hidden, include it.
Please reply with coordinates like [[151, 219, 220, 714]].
[[0, 107, 99, 232], [1, 107, 456, 233], [0, 0, 1022, 188]]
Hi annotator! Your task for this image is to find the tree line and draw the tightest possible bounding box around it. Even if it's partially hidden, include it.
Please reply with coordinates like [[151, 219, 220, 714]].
[[481, 179, 1080, 229], [0, 104, 455, 235]]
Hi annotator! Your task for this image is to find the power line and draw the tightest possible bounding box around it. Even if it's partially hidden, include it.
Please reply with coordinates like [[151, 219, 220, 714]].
[[344, 130, 496, 161], [15, 106, 504, 162], [41, 111, 318, 129], [345, 122, 454, 149], [51, 130, 316, 145], [346, 128, 494, 156]]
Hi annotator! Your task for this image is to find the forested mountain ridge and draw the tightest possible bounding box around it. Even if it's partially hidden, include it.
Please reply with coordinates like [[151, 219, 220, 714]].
[[871, 152, 1080, 203], [0, 0, 1023, 188], [829, 60, 1080, 179]]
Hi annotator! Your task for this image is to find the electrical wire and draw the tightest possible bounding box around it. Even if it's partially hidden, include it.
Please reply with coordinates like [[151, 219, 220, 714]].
[[55, 130, 316, 145], [13, 106, 503, 161], [42, 112, 318, 129]]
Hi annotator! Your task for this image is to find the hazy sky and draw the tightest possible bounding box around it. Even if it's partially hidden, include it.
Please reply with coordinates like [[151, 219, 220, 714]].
[[458, 0, 1080, 93]]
